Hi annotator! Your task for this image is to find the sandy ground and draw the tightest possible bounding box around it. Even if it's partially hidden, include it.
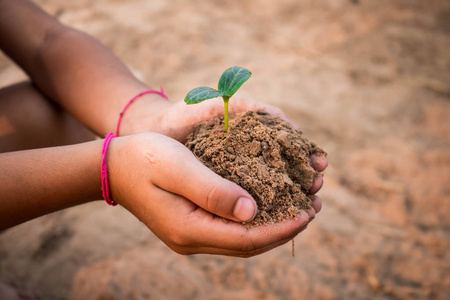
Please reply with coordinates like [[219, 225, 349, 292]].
[[1, 0, 449, 299]]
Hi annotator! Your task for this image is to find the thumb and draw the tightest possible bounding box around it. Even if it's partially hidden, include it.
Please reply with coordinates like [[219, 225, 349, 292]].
[[147, 136, 258, 222], [196, 176, 258, 222]]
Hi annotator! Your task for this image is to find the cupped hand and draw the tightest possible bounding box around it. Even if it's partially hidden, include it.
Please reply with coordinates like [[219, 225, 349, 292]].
[[107, 133, 321, 256], [159, 93, 328, 196], [123, 93, 328, 191]]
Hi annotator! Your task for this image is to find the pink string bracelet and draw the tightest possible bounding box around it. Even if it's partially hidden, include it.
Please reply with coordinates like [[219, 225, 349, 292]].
[[101, 87, 169, 206], [115, 86, 168, 136], [101, 132, 117, 206]]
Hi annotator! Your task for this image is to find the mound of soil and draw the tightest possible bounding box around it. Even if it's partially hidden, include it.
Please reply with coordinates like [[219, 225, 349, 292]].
[[185, 111, 326, 226]]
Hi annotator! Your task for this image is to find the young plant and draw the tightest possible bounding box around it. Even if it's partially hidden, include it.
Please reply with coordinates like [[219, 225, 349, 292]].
[[184, 66, 252, 132]]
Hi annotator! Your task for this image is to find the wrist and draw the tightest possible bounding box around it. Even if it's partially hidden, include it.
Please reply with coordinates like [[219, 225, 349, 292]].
[[116, 93, 174, 136], [105, 133, 154, 207]]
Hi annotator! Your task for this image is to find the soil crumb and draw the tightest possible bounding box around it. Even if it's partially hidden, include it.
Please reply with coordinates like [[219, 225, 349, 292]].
[[186, 111, 326, 226]]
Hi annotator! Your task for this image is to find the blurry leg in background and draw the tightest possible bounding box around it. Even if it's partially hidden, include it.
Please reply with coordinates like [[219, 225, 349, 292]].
[[0, 82, 96, 153]]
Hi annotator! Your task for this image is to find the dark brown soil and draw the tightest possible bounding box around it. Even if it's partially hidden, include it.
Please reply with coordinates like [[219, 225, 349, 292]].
[[185, 111, 326, 226]]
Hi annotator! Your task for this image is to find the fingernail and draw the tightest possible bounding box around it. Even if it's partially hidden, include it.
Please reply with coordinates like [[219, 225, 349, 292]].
[[309, 175, 323, 194], [297, 210, 309, 227], [315, 155, 328, 171], [233, 197, 257, 222]]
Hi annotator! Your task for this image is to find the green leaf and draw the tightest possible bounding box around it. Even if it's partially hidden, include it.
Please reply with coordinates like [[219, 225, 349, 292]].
[[218, 66, 252, 97], [184, 86, 224, 104]]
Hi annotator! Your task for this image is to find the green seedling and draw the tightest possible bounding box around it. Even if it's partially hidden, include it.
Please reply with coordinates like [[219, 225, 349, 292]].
[[184, 66, 252, 132]]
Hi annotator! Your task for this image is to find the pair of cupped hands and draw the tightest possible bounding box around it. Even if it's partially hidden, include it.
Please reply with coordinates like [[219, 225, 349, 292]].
[[108, 94, 327, 257]]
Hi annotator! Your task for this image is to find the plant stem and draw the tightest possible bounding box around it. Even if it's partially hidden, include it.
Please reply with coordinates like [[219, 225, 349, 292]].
[[223, 96, 230, 132]]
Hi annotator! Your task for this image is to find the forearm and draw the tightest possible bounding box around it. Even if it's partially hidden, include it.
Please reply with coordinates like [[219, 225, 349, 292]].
[[0, 0, 58, 70], [33, 27, 162, 135], [0, 140, 103, 229], [0, 0, 172, 136]]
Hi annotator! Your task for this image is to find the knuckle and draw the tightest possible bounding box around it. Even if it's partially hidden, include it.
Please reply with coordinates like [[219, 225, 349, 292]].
[[168, 230, 193, 248], [203, 183, 222, 214]]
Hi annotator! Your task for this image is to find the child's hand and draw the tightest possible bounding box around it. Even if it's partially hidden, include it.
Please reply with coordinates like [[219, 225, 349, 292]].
[[107, 133, 320, 256], [123, 93, 328, 198]]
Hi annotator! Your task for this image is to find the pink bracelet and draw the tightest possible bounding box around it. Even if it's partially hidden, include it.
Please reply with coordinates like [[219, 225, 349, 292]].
[[115, 87, 168, 136], [101, 132, 117, 206], [102, 87, 168, 206]]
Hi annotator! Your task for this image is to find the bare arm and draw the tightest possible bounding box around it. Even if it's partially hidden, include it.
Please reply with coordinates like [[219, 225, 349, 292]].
[[0, 140, 103, 229], [0, 133, 317, 256], [0, 0, 299, 142], [0, 0, 327, 256], [0, 0, 171, 136]]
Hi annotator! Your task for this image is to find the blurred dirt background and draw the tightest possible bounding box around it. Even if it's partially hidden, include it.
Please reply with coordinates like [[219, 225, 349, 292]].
[[1, 0, 449, 299]]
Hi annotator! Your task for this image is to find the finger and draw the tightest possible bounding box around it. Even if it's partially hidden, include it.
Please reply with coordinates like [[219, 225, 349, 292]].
[[306, 205, 316, 219], [309, 174, 323, 194], [183, 209, 310, 251], [181, 227, 304, 257], [310, 154, 328, 172], [311, 195, 322, 213], [147, 137, 258, 222], [146, 186, 310, 256]]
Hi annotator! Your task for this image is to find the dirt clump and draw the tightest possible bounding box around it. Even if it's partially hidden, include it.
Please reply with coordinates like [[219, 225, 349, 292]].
[[185, 111, 326, 226]]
